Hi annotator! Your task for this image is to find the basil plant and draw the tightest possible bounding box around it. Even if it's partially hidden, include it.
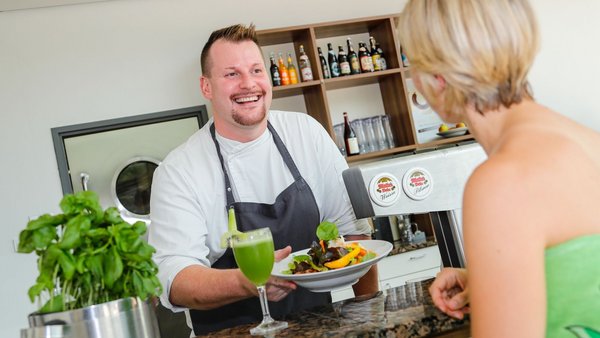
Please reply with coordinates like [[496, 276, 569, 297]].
[[18, 191, 162, 313]]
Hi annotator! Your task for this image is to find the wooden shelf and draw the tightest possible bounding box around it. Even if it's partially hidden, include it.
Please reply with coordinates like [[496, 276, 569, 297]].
[[257, 15, 474, 163]]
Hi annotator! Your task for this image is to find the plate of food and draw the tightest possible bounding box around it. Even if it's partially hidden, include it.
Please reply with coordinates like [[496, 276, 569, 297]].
[[271, 222, 393, 292], [437, 124, 468, 138]]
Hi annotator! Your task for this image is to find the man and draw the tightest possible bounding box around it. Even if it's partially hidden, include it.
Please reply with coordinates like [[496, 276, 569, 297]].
[[148, 23, 378, 335]]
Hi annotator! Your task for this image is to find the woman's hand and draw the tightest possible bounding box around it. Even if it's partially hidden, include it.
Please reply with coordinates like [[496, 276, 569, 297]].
[[429, 267, 470, 319]]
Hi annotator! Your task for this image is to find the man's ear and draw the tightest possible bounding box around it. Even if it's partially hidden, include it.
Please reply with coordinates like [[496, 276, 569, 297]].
[[200, 76, 212, 99]]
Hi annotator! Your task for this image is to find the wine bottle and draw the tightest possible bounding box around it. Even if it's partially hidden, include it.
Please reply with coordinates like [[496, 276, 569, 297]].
[[338, 45, 351, 76], [298, 45, 313, 82], [287, 53, 299, 84], [318, 47, 331, 79], [347, 37, 361, 75], [327, 43, 340, 78], [269, 52, 281, 86], [343, 112, 360, 156]]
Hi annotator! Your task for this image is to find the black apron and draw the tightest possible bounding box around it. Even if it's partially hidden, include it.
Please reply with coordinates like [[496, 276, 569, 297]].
[[189, 122, 330, 335]]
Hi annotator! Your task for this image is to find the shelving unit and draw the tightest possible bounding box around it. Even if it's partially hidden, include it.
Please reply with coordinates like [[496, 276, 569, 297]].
[[257, 14, 474, 163]]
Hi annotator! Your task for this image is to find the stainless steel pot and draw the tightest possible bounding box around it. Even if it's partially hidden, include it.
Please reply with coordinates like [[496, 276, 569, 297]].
[[24, 297, 160, 338]]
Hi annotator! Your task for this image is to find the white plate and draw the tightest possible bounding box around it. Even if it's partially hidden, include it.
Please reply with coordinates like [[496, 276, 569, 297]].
[[437, 127, 468, 138], [271, 240, 393, 292]]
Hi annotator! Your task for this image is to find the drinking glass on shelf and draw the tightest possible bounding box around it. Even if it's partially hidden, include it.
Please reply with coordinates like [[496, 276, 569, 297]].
[[363, 117, 378, 152], [231, 228, 288, 335], [372, 116, 389, 150], [333, 123, 346, 156], [382, 115, 396, 148], [351, 119, 368, 154]]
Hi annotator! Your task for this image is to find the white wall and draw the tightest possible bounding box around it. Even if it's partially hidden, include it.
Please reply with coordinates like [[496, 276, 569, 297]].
[[0, 0, 598, 336]]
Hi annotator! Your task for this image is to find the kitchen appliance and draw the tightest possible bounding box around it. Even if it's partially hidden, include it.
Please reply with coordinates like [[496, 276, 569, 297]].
[[343, 141, 487, 267]]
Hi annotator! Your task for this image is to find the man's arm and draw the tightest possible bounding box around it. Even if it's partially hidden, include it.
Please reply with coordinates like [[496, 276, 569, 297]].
[[169, 247, 298, 310], [169, 265, 254, 310], [345, 234, 379, 296]]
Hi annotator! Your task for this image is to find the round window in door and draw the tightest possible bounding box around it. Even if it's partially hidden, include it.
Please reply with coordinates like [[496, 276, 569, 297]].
[[111, 157, 160, 219]]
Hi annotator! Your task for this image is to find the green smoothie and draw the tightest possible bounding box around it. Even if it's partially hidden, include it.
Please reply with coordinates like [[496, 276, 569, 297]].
[[233, 236, 275, 286]]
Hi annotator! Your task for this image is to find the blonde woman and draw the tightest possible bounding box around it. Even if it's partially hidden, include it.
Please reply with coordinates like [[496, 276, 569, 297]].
[[398, 0, 600, 337]]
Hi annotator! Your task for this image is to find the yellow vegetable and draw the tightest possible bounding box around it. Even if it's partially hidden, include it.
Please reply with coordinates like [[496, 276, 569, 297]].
[[324, 245, 362, 269]]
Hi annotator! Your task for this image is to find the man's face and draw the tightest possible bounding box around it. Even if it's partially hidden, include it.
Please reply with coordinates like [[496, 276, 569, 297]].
[[201, 39, 272, 129]]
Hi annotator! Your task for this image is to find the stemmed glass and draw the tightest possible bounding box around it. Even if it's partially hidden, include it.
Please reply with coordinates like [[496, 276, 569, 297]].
[[231, 227, 288, 335]]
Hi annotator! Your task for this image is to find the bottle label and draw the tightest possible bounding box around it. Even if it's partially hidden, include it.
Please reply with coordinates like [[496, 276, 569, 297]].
[[372, 55, 381, 71], [271, 70, 281, 86], [330, 62, 340, 77], [301, 67, 313, 81], [360, 56, 373, 72], [288, 68, 298, 84], [347, 137, 360, 155], [280, 69, 290, 85], [340, 62, 351, 75], [350, 58, 360, 73], [380, 58, 387, 70]]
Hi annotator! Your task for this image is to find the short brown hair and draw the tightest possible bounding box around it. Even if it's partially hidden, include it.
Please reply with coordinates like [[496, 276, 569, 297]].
[[398, 0, 540, 115], [200, 23, 259, 77]]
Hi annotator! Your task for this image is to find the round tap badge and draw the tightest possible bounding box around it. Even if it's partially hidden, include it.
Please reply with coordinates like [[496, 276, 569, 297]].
[[402, 167, 433, 200], [368, 173, 400, 207]]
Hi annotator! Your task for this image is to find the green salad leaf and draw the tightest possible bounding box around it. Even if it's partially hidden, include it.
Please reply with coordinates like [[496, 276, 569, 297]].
[[282, 254, 329, 274]]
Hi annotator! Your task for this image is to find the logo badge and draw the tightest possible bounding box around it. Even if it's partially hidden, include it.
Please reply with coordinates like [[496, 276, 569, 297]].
[[402, 167, 433, 200], [368, 173, 400, 207]]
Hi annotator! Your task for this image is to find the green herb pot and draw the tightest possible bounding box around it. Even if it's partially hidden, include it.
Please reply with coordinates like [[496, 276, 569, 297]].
[[23, 297, 160, 338]]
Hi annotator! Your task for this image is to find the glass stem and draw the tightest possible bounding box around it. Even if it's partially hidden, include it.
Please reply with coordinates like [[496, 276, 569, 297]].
[[257, 285, 274, 324]]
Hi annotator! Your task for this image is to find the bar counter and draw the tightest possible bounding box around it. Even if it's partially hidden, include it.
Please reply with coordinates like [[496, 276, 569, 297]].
[[197, 279, 470, 337]]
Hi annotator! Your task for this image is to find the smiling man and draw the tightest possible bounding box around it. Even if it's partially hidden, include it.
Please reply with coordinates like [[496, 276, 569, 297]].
[[148, 24, 377, 336]]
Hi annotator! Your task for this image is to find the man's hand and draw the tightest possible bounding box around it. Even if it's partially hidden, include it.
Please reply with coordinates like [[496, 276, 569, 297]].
[[264, 246, 296, 301], [429, 267, 470, 319]]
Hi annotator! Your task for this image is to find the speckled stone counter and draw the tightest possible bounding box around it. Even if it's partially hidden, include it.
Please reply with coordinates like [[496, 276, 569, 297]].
[[197, 279, 470, 337], [389, 240, 438, 256]]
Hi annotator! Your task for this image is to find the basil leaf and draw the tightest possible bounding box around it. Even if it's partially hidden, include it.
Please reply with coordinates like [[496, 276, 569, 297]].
[[58, 251, 76, 280], [40, 295, 64, 314], [31, 225, 57, 250], [316, 221, 338, 241], [103, 246, 123, 288]]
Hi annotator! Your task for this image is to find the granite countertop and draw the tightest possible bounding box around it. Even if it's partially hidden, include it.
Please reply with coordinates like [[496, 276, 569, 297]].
[[388, 239, 438, 256], [197, 279, 470, 337]]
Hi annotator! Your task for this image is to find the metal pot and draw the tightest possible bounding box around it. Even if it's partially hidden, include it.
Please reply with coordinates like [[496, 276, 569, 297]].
[[24, 297, 160, 338]]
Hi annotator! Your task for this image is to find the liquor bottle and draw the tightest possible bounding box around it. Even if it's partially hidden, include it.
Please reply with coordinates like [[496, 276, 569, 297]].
[[347, 37, 361, 75], [376, 42, 388, 70], [343, 112, 360, 156], [358, 42, 374, 73], [318, 47, 331, 79], [269, 52, 281, 86], [277, 52, 290, 85], [287, 53, 299, 84], [297, 45, 313, 82], [327, 43, 340, 78], [338, 45, 351, 76], [369, 36, 382, 71]]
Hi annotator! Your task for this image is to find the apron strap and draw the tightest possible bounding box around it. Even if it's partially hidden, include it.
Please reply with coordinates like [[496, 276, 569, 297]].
[[210, 123, 236, 208], [266, 122, 302, 181]]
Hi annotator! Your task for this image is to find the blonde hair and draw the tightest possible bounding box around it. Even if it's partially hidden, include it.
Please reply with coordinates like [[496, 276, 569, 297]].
[[201, 23, 259, 77], [398, 0, 540, 115]]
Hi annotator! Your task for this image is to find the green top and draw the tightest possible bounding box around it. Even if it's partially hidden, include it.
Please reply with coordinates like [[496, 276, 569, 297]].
[[545, 235, 600, 338]]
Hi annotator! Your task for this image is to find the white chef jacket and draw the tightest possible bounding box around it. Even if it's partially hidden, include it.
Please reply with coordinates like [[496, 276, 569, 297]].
[[148, 110, 371, 311]]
